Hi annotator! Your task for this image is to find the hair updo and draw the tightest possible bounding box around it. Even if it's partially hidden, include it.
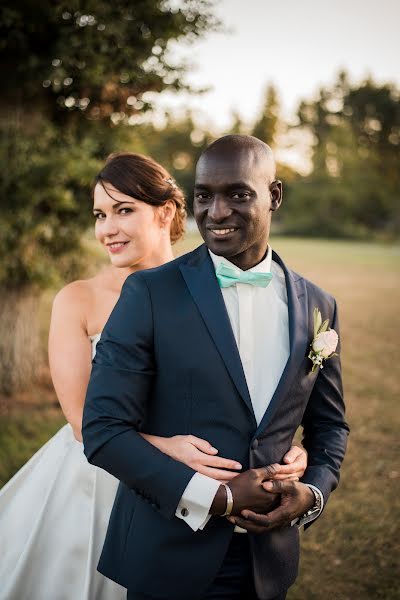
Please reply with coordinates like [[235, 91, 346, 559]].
[[94, 152, 186, 243]]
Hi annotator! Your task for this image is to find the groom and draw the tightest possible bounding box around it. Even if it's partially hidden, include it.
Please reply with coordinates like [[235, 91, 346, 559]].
[[83, 135, 349, 599]]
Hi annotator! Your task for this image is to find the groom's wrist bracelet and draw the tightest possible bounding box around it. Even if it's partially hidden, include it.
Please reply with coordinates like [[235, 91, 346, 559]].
[[220, 483, 233, 517]]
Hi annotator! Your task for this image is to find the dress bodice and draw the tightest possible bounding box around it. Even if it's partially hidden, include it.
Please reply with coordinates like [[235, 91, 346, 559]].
[[89, 333, 101, 360]]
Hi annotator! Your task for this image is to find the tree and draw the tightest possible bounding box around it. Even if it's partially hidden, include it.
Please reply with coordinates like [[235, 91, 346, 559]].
[[1, 1, 219, 122], [228, 110, 247, 135], [343, 79, 400, 194], [250, 83, 299, 230], [252, 84, 281, 148], [285, 72, 400, 237], [0, 0, 219, 394], [125, 112, 213, 213]]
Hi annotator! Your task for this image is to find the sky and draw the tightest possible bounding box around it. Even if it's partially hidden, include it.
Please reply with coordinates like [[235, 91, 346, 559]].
[[155, 0, 400, 133]]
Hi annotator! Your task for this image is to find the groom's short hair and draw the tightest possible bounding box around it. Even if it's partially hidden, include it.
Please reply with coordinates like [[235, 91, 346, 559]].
[[198, 134, 276, 180]]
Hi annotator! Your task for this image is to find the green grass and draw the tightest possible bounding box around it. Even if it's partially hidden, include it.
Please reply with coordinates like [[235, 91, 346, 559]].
[[1, 235, 399, 599]]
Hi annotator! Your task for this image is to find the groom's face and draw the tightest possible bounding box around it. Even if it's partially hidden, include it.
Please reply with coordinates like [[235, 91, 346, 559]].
[[194, 147, 282, 270]]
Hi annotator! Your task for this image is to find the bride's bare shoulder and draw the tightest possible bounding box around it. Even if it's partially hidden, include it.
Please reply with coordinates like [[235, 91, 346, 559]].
[[53, 278, 93, 306], [51, 277, 99, 325], [51, 267, 120, 335], [51, 268, 113, 316]]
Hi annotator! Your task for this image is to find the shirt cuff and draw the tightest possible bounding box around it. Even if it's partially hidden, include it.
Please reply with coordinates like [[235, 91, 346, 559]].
[[291, 484, 324, 527], [175, 473, 221, 532]]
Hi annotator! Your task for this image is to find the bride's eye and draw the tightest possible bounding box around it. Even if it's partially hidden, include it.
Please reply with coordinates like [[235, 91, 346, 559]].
[[94, 213, 105, 220], [119, 208, 133, 215]]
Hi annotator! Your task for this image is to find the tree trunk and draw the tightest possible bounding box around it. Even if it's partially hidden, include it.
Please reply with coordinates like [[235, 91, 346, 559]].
[[0, 287, 42, 395]]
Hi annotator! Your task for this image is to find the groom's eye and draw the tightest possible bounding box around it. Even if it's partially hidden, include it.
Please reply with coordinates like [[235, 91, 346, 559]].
[[231, 191, 251, 200], [195, 192, 211, 201]]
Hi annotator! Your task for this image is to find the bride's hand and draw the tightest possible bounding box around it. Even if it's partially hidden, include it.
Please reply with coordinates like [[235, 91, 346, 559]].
[[144, 434, 242, 481], [265, 445, 308, 481]]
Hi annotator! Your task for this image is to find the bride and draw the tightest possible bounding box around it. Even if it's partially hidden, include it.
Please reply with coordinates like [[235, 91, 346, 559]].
[[0, 152, 307, 600]]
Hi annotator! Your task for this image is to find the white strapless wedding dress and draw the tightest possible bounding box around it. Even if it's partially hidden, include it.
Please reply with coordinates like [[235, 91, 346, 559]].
[[0, 334, 126, 600]]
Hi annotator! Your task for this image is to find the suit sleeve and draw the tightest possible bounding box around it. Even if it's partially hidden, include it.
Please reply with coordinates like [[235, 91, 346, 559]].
[[82, 272, 195, 520], [301, 298, 350, 509]]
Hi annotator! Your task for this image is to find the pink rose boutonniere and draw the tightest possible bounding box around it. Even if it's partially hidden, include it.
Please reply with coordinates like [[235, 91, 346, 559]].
[[308, 307, 339, 373]]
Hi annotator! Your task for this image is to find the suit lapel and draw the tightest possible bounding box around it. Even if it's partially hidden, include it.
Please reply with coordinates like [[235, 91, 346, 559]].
[[253, 251, 309, 439], [179, 245, 256, 422]]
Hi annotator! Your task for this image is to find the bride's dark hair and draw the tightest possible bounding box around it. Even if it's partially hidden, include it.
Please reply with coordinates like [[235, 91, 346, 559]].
[[94, 152, 186, 243]]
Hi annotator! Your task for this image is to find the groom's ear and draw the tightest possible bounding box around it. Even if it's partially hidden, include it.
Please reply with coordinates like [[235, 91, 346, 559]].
[[269, 180, 282, 212]]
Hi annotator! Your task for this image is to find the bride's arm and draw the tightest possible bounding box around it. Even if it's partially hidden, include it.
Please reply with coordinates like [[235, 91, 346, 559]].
[[145, 435, 308, 482], [49, 281, 93, 442], [142, 433, 243, 481]]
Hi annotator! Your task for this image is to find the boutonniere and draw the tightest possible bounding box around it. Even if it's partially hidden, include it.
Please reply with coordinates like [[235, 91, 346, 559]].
[[308, 307, 339, 373]]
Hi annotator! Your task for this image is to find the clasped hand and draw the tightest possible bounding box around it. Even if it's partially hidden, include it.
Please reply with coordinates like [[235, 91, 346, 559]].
[[143, 433, 312, 532], [226, 471, 315, 533]]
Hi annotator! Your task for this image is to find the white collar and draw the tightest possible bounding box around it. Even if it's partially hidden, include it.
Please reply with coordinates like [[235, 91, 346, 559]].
[[208, 245, 272, 274]]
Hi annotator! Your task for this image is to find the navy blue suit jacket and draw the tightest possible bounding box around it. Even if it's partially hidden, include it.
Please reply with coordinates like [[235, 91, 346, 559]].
[[82, 245, 349, 599]]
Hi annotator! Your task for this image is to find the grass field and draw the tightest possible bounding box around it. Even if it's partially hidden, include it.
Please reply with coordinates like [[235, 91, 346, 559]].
[[1, 235, 399, 599]]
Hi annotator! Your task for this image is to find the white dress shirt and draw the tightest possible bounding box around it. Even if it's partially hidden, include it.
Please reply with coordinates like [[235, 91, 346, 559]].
[[175, 246, 323, 531]]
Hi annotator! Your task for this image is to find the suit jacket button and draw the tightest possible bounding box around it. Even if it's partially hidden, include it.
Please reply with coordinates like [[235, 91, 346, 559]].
[[181, 508, 189, 517], [252, 439, 259, 450]]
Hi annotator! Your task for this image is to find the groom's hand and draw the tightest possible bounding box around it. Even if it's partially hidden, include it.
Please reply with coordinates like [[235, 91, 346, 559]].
[[227, 480, 315, 533], [210, 466, 280, 516]]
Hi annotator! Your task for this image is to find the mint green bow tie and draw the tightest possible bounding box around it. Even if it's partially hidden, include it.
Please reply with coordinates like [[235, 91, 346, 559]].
[[216, 262, 273, 288]]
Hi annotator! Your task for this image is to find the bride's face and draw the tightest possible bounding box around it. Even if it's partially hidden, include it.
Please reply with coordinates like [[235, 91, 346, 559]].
[[93, 182, 166, 269]]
